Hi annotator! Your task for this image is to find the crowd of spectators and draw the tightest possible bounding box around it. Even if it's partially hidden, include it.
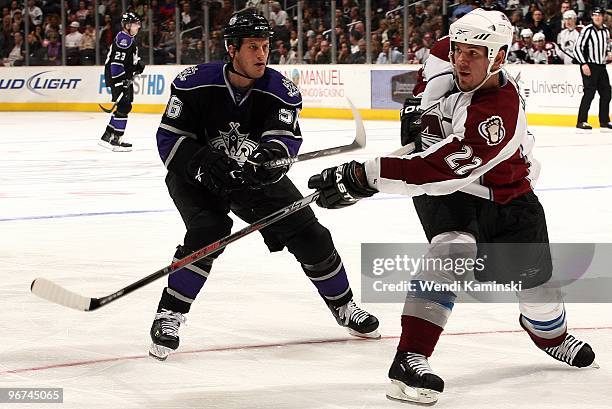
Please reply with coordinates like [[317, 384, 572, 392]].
[[1, 0, 610, 67]]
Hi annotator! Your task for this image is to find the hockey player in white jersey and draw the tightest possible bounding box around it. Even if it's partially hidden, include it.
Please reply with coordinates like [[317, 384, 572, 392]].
[[309, 9, 596, 405], [557, 10, 580, 64]]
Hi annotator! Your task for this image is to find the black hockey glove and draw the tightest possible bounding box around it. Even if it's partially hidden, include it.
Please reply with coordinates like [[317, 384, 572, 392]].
[[134, 60, 145, 75], [187, 146, 244, 195], [243, 141, 290, 188], [400, 96, 423, 149], [308, 161, 377, 209]]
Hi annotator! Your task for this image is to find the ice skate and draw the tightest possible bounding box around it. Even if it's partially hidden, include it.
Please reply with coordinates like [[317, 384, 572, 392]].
[[99, 130, 132, 152], [328, 299, 380, 339], [386, 351, 444, 405], [540, 333, 597, 368], [149, 308, 186, 361]]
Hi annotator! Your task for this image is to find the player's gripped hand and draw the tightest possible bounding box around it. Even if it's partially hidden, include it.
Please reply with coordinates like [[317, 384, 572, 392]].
[[400, 96, 423, 149], [307, 161, 378, 209], [243, 141, 290, 188], [189, 146, 244, 195]]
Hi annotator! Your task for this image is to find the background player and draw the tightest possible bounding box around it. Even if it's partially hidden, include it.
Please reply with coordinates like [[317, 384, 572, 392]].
[[309, 9, 596, 405], [148, 10, 379, 361], [99, 12, 144, 152]]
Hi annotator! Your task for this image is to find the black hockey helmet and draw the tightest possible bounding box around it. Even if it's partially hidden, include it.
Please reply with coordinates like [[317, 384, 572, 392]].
[[223, 9, 272, 50], [121, 11, 141, 27]]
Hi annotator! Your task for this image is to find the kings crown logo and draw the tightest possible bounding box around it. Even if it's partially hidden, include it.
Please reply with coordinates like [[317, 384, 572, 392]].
[[282, 78, 300, 97], [210, 122, 257, 164]]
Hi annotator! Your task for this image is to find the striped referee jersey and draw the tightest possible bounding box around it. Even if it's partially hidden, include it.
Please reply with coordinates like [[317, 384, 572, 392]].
[[574, 22, 610, 65]]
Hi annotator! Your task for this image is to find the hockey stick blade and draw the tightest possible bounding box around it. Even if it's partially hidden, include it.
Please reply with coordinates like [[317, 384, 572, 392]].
[[31, 278, 94, 311], [98, 103, 115, 114], [263, 98, 366, 169], [31, 191, 320, 311]]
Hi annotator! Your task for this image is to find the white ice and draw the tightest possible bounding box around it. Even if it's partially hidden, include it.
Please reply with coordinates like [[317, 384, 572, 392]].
[[1, 112, 611, 409]]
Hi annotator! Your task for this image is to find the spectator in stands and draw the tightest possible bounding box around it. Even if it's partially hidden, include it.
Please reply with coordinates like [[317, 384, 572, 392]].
[[278, 41, 297, 64], [413, 3, 429, 26], [159, 19, 177, 62], [179, 37, 198, 64], [100, 14, 114, 57], [350, 37, 367, 63], [44, 14, 60, 38], [3, 30, 24, 66], [452, 0, 473, 20], [75, 0, 88, 26], [529, 8, 553, 41], [315, 39, 331, 64], [24, 0, 43, 27], [337, 41, 351, 63], [46, 30, 61, 65], [270, 1, 288, 26], [0, 14, 11, 58], [131, 0, 145, 18], [550, 0, 571, 40], [27, 29, 44, 65], [9, 1, 19, 19], [181, 2, 198, 30], [414, 32, 433, 63], [65, 21, 82, 65], [158, 0, 175, 21], [79, 23, 96, 65], [377, 40, 403, 64]]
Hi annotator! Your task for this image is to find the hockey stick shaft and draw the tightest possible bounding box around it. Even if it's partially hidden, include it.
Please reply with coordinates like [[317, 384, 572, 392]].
[[98, 79, 133, 113], [263, 98, 366, 169], [31, 191, 320, 311]]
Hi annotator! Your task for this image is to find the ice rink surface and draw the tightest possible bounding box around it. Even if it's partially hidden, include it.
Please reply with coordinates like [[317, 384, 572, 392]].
[[1, 112, 612, 409]]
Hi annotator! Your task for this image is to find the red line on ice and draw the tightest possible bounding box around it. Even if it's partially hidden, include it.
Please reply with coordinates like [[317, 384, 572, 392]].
[[1, 326, 610, 376]]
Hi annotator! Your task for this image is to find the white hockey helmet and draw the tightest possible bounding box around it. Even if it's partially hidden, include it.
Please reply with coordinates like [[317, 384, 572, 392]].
[[449, 9, 514, 65], [532, 32, 546, 42], [563, 10, 577, 19], [520, 28, 533, 38]]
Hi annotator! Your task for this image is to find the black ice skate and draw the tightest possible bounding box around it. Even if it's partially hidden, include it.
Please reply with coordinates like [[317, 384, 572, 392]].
[[387, 351, 444, 405], [540, 333, 597, 368], [99, 130, 132, 152], [149, 308, 186, 361], [328, 299, 380, 339]]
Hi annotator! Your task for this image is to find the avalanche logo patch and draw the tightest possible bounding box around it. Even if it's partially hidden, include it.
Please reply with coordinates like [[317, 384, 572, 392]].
[[282, 78, 300, 97], [478, 116, 505, 146], [210, 122, 257, 164]]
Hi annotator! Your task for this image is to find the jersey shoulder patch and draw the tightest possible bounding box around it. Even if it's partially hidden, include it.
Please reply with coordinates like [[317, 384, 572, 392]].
[[115, 32, 133, 49], [253, 68, 302, 106], [172, 61, 225, 90]]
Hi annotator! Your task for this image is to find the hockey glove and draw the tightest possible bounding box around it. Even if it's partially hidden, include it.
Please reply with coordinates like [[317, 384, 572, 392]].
[[134, 60, 145, 75], [308, 161, 377, 209], [243, 141, 290, 188], [188, 146, 243, 195], [400, 96, 423, 149]]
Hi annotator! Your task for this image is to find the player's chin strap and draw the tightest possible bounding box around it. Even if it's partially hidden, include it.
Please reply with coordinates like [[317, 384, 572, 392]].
[[226, 61, 257, 80], [450, 50, 505, 94]]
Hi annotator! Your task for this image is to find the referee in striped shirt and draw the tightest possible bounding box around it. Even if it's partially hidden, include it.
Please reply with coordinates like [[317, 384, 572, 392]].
[[574, 6, 612, 131]]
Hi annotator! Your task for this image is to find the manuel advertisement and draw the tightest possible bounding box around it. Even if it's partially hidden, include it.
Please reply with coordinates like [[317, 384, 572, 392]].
[[273, 65, 371, 109]]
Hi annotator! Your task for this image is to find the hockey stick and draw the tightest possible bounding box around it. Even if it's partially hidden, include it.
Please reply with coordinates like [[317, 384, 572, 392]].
[[263, 98, 366, 169], [31, 191, 320, 311], [98, 80, 133, 113]]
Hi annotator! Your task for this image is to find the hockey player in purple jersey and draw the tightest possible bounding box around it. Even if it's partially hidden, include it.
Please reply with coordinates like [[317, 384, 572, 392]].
[[99, 12, 144, 152], [148, 10, 380, 360]]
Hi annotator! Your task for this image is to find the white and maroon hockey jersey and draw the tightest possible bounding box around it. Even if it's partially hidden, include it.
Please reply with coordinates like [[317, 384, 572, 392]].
[[557, 27, 580, 64], [366, 38, 540, 204]]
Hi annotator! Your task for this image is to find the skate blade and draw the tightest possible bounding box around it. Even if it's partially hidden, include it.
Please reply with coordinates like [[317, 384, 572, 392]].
[[589, 361, 600, 369], [348, 328, 381, 339], [149, 343, 173, 361], [575, 129, 593, 134], [386, 379, 439, 405], [599, 128, 612, 133], [98, 140, 114, 150], [111, 145, 132, 152]]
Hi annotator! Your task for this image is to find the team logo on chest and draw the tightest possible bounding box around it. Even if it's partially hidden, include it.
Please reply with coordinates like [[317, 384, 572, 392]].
[[478, 116, 505, 146], [209, 122, 257, 164]]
